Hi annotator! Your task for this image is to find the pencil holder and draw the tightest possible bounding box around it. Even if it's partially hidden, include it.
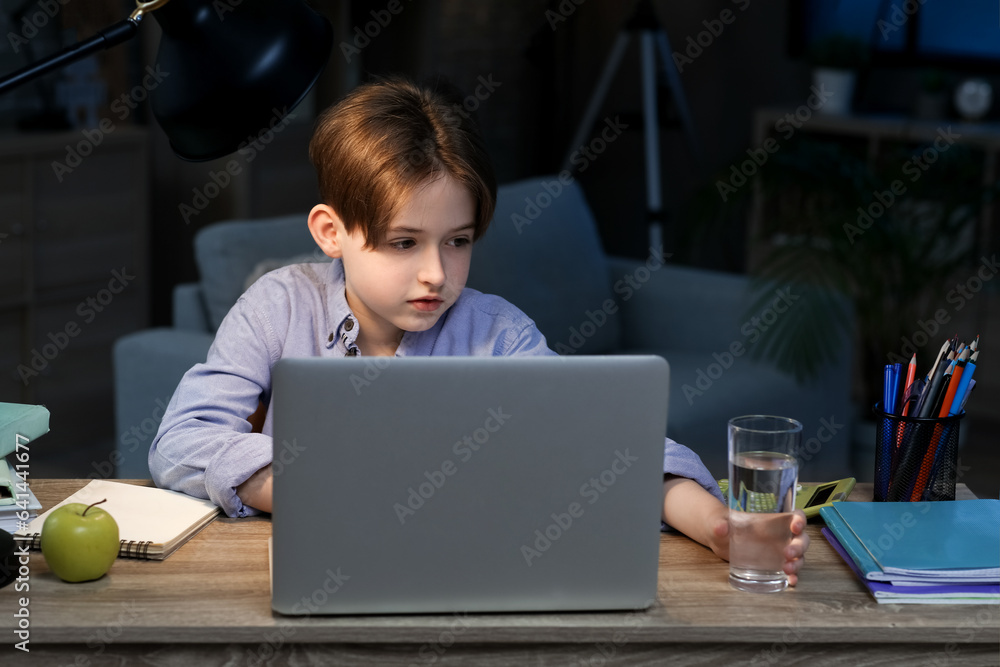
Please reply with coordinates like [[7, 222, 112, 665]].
[[872, 404, 963, 502]]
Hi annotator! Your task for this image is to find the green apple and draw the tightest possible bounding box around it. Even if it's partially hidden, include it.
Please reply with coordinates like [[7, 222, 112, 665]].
[[40, 499, 119, 583]]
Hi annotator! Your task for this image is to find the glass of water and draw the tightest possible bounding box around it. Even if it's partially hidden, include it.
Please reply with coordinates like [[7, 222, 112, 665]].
[[727, 415, 802, 593]]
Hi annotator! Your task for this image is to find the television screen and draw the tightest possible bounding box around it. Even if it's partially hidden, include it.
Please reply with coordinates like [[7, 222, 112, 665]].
[[790, 0, 1000, 70]]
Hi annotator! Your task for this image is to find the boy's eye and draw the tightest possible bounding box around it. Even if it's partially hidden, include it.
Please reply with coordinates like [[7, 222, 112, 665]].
[[389, 239, 415, 251], [450, 237, 472, 248]]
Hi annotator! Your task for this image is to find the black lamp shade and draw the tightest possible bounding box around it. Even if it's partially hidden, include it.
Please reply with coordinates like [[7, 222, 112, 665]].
[[150, 0, 333, 161]]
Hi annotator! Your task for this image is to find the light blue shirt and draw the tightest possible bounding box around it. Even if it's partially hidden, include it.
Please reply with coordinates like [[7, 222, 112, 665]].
[[149, 259, 723, 518]]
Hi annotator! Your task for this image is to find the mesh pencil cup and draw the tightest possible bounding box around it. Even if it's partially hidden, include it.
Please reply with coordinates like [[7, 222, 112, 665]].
[[873, 403, 963, 502]]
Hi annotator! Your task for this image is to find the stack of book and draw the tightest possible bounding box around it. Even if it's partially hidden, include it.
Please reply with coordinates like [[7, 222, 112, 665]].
[[820, 499, 999, 604], [0, 461, 41, 534]]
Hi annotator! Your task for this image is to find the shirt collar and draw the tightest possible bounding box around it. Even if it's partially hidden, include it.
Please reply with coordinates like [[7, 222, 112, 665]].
[[321, 258, 446, 357], [324, 259, 359, 354]]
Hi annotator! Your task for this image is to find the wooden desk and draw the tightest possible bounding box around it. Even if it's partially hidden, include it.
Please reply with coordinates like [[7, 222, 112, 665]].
[[2, 481, 997, 666]]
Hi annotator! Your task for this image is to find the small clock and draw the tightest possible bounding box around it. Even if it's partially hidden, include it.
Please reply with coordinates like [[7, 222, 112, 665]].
[[954, 78, 993, 121]]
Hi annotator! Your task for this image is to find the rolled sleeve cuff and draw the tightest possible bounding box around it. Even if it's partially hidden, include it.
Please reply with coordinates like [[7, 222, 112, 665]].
[[205, 433, 274, 518], [661, 436, 725, 532]]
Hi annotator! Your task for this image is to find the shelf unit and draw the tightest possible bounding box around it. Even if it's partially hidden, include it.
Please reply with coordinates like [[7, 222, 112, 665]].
[[0, 127, 149, 475]]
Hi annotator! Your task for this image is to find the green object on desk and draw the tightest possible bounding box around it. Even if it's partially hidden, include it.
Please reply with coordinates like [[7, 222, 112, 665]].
[[0, 402, 49, 459], [717, 477, 856, 518]]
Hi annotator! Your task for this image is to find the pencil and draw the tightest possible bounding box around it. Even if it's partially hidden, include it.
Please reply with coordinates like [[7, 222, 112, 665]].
[[925, 339, 951, 384], [915, 350, 954, 418], [901, 353, 917, 416], [937, 348, 970, 419]]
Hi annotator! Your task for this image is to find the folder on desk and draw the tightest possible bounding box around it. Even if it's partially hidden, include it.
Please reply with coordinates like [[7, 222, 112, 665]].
[[819, 500, 1000, 585], [822, 527, 1000, 604]]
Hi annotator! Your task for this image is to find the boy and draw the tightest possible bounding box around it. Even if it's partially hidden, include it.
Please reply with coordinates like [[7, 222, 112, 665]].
[[150, 77, 808, 583]]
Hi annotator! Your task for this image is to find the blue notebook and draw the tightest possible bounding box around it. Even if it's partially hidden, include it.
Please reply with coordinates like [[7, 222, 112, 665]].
[[819, 499, 1000, 584], [822, 528, 1000, 604]]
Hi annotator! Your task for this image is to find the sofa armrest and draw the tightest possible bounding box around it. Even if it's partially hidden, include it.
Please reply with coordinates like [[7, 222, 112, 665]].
[[173, 283, 211, 332], [112, 329, 214, 478], [607, 256, 753, 354]]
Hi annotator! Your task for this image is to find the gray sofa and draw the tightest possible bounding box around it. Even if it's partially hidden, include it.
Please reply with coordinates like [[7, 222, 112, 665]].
[[113, 176, 854, 480]]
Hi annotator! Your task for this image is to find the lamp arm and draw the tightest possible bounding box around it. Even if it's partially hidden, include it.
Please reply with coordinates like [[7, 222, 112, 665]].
[[0, 18, 139, 96]]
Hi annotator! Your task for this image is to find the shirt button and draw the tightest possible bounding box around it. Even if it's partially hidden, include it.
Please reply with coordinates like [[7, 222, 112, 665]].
[[344, 318, 354, 332], [346, 347, 358, 357], [328, 333, 334, 343]]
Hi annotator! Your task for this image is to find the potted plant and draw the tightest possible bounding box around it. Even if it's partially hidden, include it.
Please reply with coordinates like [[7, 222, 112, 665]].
[[685, 136, 995, 477], [749, 139, 994, 473], [806, 33, 869, 115]]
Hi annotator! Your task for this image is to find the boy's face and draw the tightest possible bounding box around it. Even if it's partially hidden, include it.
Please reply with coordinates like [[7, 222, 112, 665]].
[[322, 173, 476, 350]]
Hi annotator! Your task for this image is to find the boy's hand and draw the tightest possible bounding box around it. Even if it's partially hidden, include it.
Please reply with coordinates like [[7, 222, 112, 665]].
[[706, 508, 810, 586], [662, 477, 810, 586], [783, 510, 810, 586]]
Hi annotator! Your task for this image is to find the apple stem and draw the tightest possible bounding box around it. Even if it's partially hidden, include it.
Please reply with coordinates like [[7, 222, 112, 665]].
[[82, 499, 108, 517]]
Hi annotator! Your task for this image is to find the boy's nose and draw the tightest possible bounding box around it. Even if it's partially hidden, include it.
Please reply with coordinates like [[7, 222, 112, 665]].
[[417, 248, 446, 286]]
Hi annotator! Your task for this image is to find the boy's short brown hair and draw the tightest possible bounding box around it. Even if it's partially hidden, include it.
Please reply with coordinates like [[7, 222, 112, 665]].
[[309, 77, 497, 249]]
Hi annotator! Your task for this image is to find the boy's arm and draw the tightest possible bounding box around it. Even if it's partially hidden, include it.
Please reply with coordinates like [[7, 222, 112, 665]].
[[236, 463, 273, 513], [149, 293, 278, 518], [661, 440, 810, 585], [662, 475, 729, 560]]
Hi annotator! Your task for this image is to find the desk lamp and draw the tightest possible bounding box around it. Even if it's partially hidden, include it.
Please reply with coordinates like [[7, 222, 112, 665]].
[[0, 0, 333, 160]]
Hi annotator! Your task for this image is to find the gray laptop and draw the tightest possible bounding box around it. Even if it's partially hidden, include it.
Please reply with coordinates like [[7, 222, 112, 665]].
[[270, 355, 669, 615]]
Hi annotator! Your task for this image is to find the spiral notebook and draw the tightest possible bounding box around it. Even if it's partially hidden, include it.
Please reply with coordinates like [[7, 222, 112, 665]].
[[15, 479, 220, 560]]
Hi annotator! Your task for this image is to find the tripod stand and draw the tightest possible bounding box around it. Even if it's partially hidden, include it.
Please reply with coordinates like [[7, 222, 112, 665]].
[[562, 0, 701, 258]]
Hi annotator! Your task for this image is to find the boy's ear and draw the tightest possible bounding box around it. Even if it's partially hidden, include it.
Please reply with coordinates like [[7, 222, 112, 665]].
[[307, 204, 346, 259]]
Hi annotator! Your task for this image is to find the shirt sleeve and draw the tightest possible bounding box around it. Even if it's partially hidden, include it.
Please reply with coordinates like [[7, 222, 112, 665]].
[[148, 293, 278, 518], [503, 322, 559, 357], [661, 436, 726, 532]]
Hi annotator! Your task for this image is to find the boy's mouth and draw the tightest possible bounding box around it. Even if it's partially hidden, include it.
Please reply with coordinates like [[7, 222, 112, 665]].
[[408, 297, 444, 312]]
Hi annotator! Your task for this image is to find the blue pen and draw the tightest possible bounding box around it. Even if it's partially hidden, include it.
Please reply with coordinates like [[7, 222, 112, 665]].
[[883, 363, 902, 414], [876, 364, 898, 500]]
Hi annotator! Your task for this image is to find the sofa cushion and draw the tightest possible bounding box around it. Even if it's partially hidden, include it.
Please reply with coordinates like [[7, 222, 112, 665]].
[[467, 177, 620, 354], [194, 215, 318, 330], [633, 349, 852, 481]]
